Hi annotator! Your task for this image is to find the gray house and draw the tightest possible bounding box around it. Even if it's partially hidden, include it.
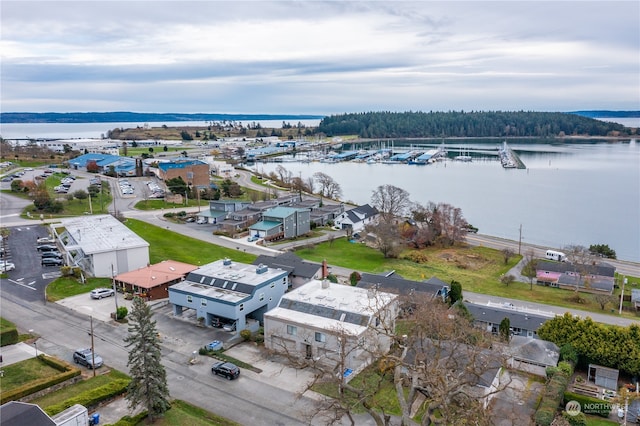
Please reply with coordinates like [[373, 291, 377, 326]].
[[357, 273, 450, 303], [253, 252, 322, 288], [249, 206, 311, 241], [507, 336, 559, 376], [463, 302, 552, 338], [168, 259, 289, 332], [198, 200, 252, 225]]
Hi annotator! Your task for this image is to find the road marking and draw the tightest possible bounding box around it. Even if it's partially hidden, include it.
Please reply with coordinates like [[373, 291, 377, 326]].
[[28, 281, 36, 286], [7, 279, 36, 291], [42, 272, 62, 279]]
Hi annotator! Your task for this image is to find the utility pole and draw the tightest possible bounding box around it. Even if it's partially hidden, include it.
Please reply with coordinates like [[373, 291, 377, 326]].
[[518, 224, 522, 255], [619, 276, 627, 315], [90, 316, 96, 377], [112, 264, 119, 316]]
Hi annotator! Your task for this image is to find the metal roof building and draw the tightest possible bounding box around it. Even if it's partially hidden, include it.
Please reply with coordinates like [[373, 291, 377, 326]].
[[52, 214, 150, 278]]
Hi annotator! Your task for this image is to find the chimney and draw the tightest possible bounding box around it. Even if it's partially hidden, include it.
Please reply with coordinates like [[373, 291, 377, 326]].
[[322, 259, 328, 279]]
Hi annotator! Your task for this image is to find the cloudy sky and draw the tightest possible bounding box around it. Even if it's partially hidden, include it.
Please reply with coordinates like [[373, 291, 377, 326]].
[[1, 1, 638, 115]]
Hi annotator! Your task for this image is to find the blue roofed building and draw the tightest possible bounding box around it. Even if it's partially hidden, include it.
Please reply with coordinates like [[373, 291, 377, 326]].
[[69, 153, 137, 176]]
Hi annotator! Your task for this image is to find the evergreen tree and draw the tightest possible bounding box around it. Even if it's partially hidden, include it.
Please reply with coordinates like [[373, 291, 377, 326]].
[[448, 280, 462, 306], [124, 297, 170, 421], [499, 317, 511, 342]]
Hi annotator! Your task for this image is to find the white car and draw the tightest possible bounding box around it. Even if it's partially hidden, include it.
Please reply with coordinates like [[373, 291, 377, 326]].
[[90, 288, 115, 299], [0, 260, 16, 272]]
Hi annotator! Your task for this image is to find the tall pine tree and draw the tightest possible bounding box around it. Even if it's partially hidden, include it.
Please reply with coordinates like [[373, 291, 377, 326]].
[[124, 297, 170, 421]]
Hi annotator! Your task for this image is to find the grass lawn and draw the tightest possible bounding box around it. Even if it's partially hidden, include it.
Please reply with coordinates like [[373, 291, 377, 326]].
[[311, 364, 401, 416], [0, 317, 17, 333], [586, 417, 619, 426], [0, 357, 65, 394], [124, 218, 256, 265], [31, 369, 130, 409], [46, 277, 112, 302], [294, 238, 640, 318], [152, 399, 242, 426], [134, 199, 207, 211]]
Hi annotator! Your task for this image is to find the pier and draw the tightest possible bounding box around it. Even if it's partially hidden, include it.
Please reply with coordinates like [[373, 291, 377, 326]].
[[498, 141, 526, 169]]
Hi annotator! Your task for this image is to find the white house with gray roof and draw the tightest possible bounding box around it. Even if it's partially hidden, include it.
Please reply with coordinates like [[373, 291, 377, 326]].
[[168, 259, 289, 331], [264, 280, 398, 380], [333, 204, 378, 232], [52, 214, 149, 278]]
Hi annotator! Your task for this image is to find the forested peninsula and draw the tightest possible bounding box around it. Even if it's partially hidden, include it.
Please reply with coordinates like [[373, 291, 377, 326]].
[[317, 111, 637, 138]]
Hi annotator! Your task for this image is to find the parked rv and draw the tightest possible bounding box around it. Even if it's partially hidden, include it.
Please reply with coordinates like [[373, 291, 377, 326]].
[[545, 250, 567, 262]]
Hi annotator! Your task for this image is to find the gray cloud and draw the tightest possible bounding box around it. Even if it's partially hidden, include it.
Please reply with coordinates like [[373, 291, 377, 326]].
[[1, 1, 638, 114]]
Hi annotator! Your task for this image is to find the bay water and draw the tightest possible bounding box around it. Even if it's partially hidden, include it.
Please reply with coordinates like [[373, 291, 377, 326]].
[[1, 121, 638, 262]]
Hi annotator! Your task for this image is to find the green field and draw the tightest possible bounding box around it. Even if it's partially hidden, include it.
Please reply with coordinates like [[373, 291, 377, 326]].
[[46, 277, 112, 302], [0, 357, 66, 394]]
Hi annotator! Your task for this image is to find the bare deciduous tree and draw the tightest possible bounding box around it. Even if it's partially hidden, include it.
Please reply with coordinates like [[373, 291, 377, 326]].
[[314, 172, 343, 199], [365, 221, 403, 258], [371, 184, 411, 224], [521, 249, 538, 290]]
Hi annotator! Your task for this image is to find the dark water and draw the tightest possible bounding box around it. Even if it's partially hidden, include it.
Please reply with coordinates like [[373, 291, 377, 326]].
[[257, 139, 640, 262]]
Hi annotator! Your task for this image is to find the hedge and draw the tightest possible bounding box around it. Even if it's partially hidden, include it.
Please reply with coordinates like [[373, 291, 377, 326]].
[[562, 411, 587, 426], [105, 411, 148, 426], [45, 378, 131, 416], [0, 356, 81, 404], [0, 327, 19, 347], [563, 392, 611, 418], [534, 369, 571, 426]]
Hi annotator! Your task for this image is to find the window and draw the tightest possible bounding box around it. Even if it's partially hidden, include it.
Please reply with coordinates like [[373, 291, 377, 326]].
[[315, 332, 326, 343], [259, 293, 265, 301], [287, 325, 297, 336], [270, 282, 275, 288], [239, 303, 244, 311], [187, 295, 192, 303], [201, 298, 207, 306]]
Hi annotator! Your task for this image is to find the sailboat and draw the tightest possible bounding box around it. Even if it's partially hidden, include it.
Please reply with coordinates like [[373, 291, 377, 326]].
[[454, 146, 472, 162]]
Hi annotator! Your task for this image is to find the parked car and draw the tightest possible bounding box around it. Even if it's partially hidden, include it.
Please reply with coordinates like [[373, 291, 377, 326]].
[[211, 361, 240, 380], [206, 340, 223, 351], [73, 348, 103, 369], [0, 260, 16, 272], [223, 322, 237, 332], [90, 288, 115, 299], [41, 251, 63, 259], [247, 235, 259, 242], [37, 244, 58, 252], [41, 257, 64, 266], [37, 236, 55, 244]]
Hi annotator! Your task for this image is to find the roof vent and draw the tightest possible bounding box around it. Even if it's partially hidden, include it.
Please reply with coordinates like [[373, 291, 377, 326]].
[[223, 258, 232, 266], [321, 279, 330, 289], [256, 264, 268, 274]]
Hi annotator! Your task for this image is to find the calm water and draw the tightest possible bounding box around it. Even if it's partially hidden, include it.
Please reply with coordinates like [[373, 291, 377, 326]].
[[2, 121, 638, 261], [0, 120, 322, 140], [257, 140, 640, 262]]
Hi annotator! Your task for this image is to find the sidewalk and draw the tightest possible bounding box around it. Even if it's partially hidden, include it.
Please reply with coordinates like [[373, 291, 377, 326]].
[[0, 342, 40, 368]]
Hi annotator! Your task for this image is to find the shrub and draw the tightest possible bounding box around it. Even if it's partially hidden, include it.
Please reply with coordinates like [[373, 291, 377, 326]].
[[163, 212, 175, 218], [326, 274, 338, 283], [402, 251, 429, 264], [349, 271, 361, 286], [557, 361, 574, 377], [562, 411, 587, 426], [240, 329, 251, 341], [107, 411, 148, 426], [533, 406, 555, 426], [255, 334, 264, 344], [116, 306, 128, 320]]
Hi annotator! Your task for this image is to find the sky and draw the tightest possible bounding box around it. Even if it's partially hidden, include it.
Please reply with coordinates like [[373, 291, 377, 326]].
[[1, 1, 639, 116]]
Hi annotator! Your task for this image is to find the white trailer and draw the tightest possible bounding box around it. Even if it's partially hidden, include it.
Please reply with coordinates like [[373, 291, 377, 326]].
[[52, 404, 88, 426], [545, 250, 567, 262]]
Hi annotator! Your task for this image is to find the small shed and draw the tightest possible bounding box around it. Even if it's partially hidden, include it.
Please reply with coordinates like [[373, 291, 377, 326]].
[[588, 364, 619, 391]]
